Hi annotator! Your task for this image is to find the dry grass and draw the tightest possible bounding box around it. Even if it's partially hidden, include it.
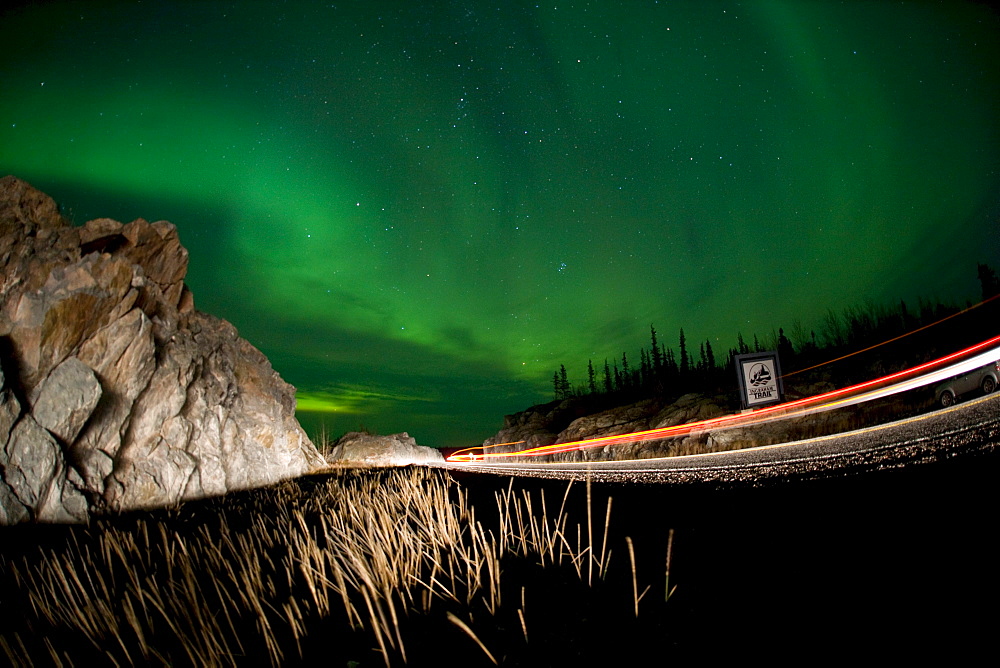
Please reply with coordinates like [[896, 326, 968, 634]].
[[0, 468, 661, 666]]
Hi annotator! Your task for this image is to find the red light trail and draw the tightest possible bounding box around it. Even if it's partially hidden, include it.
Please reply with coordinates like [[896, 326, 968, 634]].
[[447, 334, 1000, 463]]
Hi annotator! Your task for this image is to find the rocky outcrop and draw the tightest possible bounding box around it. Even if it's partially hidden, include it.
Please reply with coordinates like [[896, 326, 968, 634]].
[[482, 397, 603, 450], [325, 431, 444, 467], [1, 176, 323, 524], [482, 394, 731, 463], [480, 386, 893, 463]]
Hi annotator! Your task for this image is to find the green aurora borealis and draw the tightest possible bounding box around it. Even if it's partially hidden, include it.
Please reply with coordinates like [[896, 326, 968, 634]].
[[2, 1, 998, 447]]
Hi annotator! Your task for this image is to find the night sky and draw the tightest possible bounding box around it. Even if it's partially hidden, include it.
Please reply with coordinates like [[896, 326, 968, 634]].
[[2, 1, 998, 447]]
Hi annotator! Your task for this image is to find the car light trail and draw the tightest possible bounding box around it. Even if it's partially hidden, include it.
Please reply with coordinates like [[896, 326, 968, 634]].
[[447, 334, 1000, 463]]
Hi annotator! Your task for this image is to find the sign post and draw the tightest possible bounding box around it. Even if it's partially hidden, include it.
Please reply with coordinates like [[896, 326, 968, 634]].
[[734, 351, 785, 410]]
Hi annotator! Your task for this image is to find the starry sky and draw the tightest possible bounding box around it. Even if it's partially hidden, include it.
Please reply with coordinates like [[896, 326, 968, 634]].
[[2, 1, 998, 447]]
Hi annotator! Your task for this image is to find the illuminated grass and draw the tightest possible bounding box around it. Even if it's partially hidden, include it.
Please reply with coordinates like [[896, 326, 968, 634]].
[[0, 468, 670, 666]]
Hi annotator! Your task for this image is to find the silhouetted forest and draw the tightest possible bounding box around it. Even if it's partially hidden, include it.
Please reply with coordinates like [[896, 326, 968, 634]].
[[552, 263, 1000, 408]]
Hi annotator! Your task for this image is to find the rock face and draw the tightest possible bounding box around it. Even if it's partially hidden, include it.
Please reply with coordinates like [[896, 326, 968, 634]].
[[326, 431, 444, 467], [482, 397, 604, 450], [0, 176, 323, 524], [481, 387, 880, 463], [482, 394, 730, 463]]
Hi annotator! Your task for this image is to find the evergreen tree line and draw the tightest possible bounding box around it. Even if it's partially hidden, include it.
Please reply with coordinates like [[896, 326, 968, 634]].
[[552, 325, 755, 400], [552, 263, 1000, 402]]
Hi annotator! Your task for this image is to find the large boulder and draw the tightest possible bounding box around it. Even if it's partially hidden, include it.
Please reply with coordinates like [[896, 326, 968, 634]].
[[326, 431, 444, 467], [0, 176, 323, 524]]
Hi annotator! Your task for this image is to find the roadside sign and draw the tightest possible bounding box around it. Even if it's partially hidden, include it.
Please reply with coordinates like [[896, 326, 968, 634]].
[[734, 351, 784, 410]]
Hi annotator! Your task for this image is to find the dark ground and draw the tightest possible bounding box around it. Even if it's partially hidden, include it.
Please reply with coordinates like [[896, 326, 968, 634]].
[[2, 445, 996, 666], [449, 441, 1000, 662]]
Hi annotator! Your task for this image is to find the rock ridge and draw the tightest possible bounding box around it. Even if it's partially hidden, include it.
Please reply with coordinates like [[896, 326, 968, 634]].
[[1, 176, 323, 524], [481, 385, 858, 463]]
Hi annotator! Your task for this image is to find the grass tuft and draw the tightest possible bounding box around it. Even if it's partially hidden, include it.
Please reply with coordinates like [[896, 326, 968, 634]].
[[0, 467, 673, 666]]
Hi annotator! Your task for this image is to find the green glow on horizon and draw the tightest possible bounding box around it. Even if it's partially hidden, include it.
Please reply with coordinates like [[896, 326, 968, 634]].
[[295, 385, 435, 415], [2, 1, 997, 446]]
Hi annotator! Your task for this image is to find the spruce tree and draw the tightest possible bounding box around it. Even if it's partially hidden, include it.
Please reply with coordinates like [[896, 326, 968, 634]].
[[679, 329, 689, 377], [978, 263, 1000, 300], [665, 347, 677, 376], [639, 348, 650, 387], [587, 359, 597, 395], [650, 325, 663, 373], [776, 328, 793, 362], [736, 333, 750, 355]]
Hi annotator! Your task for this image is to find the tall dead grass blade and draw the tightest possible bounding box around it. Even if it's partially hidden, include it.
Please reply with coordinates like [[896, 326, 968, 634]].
[[627, 536, 639, 618], [599, 497, 612, 580], [447, 612, 497, 665], [665, 528, 677, 602], [586, 475, 593, 586]]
